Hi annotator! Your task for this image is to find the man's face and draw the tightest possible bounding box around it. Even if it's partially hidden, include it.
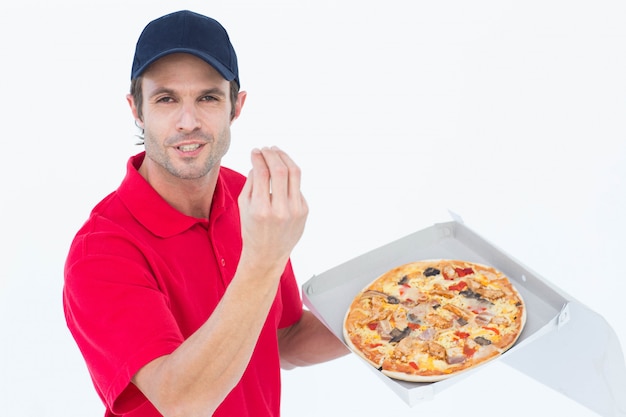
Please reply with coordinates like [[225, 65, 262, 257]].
[[131, 53, 241, 181]]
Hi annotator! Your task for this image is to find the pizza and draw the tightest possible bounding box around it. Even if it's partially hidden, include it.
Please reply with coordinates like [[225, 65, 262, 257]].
[[343, 259, 526, 382]]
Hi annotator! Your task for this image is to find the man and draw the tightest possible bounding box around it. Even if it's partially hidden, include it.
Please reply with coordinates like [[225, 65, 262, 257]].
[[63, 10, 347, 417]]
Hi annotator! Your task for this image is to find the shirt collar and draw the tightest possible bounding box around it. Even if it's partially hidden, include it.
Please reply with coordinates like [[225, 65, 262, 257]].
[[117, 152, 230, 238]]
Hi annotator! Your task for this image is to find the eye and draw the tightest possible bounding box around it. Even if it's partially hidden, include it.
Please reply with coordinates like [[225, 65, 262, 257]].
[[200, 95, 219, 102], [156, 96, 175, 103]]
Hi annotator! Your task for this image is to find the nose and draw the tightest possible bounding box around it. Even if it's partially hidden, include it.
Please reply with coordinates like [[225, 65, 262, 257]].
[[176, 102, 201, 132]]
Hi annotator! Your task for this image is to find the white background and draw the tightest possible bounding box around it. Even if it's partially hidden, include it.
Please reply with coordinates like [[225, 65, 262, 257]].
[[1, 0, 625, 416]]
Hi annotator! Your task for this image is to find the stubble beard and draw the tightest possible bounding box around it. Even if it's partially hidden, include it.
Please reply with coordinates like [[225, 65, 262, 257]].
[[144, 128, 231, 180]]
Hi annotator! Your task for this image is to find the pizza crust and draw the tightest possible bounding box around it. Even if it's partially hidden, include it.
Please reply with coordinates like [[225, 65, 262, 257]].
[[343, 259, 526, 383]]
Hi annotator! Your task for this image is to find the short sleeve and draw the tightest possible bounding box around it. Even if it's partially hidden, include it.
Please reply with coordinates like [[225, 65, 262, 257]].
[[63, 230, 183, 413], [277, 260, 303, 329]]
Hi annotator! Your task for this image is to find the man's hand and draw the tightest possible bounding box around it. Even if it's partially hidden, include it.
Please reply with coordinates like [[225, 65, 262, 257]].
[[238, 147, 308, 276]]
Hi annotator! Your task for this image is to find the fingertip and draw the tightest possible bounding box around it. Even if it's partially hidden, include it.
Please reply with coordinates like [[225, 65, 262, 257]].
[[250, 147, 264, 165]]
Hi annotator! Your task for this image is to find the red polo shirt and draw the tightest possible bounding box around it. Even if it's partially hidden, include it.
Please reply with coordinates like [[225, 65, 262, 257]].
[[63, 152, 303, 417]]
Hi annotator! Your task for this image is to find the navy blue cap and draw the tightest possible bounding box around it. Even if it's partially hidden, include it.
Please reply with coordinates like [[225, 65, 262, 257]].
[[131, 10, 239, 86]]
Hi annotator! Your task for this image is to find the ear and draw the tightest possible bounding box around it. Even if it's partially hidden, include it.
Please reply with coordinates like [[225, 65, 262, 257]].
[[126, 93, 144, 128], [231, 91, 247, 123]]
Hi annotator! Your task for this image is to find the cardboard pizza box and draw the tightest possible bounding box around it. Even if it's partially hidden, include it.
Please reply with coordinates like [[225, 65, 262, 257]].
[[301, 219, 626, 416]]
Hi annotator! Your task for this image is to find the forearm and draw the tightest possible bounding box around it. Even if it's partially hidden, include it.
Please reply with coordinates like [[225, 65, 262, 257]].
[[133, 260, 284, 417], [278, 310, 349, 369]]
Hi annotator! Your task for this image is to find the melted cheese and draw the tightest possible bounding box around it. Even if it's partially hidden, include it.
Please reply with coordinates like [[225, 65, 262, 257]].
[[345, 260, 525, 379]]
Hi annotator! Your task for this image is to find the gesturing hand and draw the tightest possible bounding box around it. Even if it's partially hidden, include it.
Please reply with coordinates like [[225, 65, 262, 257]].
[[238, 147, 309, 276]]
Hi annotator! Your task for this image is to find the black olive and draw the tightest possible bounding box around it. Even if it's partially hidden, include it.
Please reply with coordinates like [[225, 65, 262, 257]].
[[457, 317, 468, 326], [398, 275, 409, 285], [387, 296, 400, 304], [474, 336, 492, 346], [460, 290, 493, 305], [460, 289, 480, 299], [423, 267, 441, 277], [389, 327, 411, 343], [407, 313, 421, 324]]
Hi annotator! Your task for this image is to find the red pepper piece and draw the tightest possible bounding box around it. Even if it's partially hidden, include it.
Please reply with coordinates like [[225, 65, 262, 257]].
[[483, 326, 500, 335], [448, 281, 468, 291], [455, 267, 474, 277], [409, 361, 419, 370], [463, 343, 476, 358], [408, 322, 421, 330]]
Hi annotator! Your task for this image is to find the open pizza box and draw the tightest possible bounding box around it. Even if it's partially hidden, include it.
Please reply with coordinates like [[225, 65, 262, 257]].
[[301, 219, 626, 416]]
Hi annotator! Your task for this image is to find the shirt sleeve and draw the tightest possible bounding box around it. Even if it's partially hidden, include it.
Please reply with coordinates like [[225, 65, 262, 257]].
[[277, 260, 304, 329], [63, 229, 184, 414]]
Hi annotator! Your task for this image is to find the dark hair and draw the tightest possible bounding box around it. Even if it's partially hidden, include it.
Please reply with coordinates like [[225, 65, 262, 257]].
[[130, 76, 241, 143]]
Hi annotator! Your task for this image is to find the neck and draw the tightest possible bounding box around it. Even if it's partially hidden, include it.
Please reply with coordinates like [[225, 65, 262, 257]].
[[138, 161, 220, 219]]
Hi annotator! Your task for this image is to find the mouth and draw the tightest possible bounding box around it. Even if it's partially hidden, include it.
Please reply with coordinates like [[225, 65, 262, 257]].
[[172, 142, 206, 159], [177, 143, 202, 152]]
